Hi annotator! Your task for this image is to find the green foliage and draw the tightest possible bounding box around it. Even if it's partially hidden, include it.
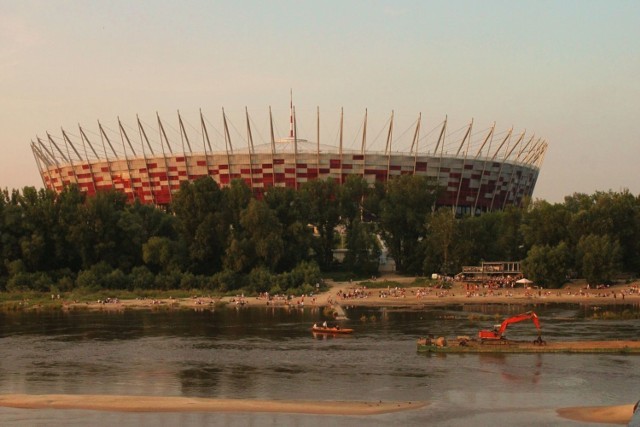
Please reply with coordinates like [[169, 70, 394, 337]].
[[357, 279, 406, 289], [343, 219, 381, 276], [6, 272, 53, 292], [423, 209, 457, 275], [3, 181, 640, 295], [171, 177, 226, 274], [575, 234, 622, 284], [224, 198, 285, 273], [339, 175, 369, 228], [379, 175, 436, 273], [131, 266, 155, 290], [103, 269, 128, 290], [143, 236, 178, 273], [410, 277, 440, 288], [520, 200, 571, 248], [178, 272, 202, 290], [299, 179, 341, 269], [75, 269, 101, 292], [263, 187, 314, 271], [521, 242, 571, 288], [56, 275, 75, 292], [569, 191, 640, 272], [153, 270, 183, 290], [246, 266, 274, 294], [210, 270, 243, 293]]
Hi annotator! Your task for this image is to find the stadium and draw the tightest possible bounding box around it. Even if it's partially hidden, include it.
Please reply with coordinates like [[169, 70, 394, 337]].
[[30, 103, 547, 215]]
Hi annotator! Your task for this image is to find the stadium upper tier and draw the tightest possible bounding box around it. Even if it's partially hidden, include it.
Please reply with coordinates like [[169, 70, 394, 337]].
[[30, 107, 547, 215]]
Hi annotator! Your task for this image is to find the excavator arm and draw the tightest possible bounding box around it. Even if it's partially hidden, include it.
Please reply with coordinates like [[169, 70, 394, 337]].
[[497, 312, 540, 335], [478, 311, 542, 341]]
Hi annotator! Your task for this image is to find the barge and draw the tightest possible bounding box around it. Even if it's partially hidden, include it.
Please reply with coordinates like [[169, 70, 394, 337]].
[[417, 338, 640, 354]]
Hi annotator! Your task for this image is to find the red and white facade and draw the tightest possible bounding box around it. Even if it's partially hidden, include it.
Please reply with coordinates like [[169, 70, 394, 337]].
[[31, 107, 547, 214]]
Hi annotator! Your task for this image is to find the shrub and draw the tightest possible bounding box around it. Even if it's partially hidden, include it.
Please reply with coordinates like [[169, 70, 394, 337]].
[[6, 272, 53, 292], [210, 270, 243, 293], [179, 272, 200, 290], [155, 270, 183, 290], [247, 267, 274, 294], [130, 266, 155, 290], [75, 269, 101, 292], [56, 276, 75, 292], [104, 269, 128, 290]]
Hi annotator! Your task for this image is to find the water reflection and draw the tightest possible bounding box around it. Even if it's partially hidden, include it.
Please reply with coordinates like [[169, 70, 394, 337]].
[[179, 366, 222, 396], [0, 302, 638, 426]]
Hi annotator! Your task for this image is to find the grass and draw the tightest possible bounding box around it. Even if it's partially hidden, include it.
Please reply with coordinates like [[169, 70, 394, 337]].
[[0, 289, 221, 312], [356, 277, 443, 289], [357, 279, 405, 289]]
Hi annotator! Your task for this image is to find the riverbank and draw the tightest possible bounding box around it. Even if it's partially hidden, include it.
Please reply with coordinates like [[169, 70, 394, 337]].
[[3, 275, 639, 312], [69, 277, 640, 311], [318, 276, 640, 308]]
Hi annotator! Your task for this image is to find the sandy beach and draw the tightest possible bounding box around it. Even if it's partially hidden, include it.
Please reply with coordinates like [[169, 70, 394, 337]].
[[63, 276, 640, 312], [0, 394, 425, 415]]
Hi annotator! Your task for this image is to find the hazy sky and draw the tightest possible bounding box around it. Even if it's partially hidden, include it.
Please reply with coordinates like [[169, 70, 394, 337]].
[[1, 0, 638, 203]]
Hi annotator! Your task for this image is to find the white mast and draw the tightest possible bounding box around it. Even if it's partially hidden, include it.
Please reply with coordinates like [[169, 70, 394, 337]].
[[289, 89, 294, 138]]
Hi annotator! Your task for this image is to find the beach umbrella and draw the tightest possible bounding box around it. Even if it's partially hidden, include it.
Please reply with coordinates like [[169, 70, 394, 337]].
[[516, 278, 533, 285]]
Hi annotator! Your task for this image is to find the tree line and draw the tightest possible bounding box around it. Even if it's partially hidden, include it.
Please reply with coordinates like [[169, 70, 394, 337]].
[[1, 176, 638, 294]]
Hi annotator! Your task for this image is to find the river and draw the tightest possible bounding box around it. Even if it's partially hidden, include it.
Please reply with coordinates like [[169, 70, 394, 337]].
[[0, 302, 638, 426]]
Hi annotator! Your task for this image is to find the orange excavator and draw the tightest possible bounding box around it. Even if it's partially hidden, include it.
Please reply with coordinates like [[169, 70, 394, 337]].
[[478, 311, 545, 344]]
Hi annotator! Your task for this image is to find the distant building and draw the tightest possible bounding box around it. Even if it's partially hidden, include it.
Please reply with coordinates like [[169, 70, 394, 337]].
[[31, 102, 547, 214], [459, 261, 523, 282]]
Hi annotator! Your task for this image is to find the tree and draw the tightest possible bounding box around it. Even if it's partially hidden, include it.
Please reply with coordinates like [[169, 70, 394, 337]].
[[423, 209, 457, 276], [495, 206, 526, 261], [588, 191, 640, 272], [222, 179, 252, 229], [379, 175, 436, 273], [575, 234, 622, 284], [143, 236, 181, 274], [54, 186, 85, 271], [344, 219, 380, 276], [339, 175, 369, 228], [15, 187, 59, 272], [114, 209, 145, 270], [263, 186, 314, 271], [172, 177, 226, 274], [445, 215, 485, 271], [299, 179, 341, 269], [67, 190, 128, 270], [521, 242, 571, 288], [224, 199, 284, 273], [520, 200, 570, 248]]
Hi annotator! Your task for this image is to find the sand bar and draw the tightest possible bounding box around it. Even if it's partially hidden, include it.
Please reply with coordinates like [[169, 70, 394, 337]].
[[557, 404, 634, 425], [0, 394, 426, 415]]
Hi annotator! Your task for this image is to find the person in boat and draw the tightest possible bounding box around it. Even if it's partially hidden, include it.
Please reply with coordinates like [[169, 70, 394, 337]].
[[322, 321, 328, 328], [313, 323, 318, 329]]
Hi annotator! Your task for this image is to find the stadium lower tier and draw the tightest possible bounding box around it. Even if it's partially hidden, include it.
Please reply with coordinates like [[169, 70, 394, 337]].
[[39, 151, 539, 214]]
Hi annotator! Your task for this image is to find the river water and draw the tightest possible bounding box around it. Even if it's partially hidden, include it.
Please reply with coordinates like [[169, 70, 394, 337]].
[[0, 302, 638, 426]]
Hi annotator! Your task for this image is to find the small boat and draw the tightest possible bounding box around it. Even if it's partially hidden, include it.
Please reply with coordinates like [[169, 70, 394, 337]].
[[312, 325, 354, 334]]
